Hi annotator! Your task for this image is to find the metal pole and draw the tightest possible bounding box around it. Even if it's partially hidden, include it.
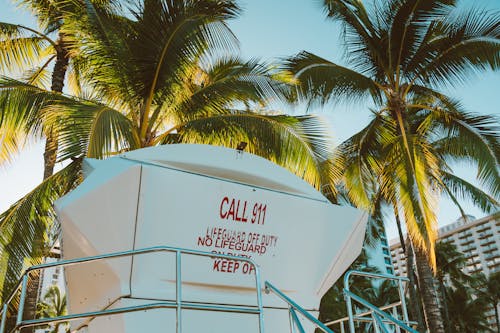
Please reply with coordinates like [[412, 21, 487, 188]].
[[288, 306, 295, 333], [0, 304, 8, 333], [289, 308, 306, 333], [264, 282, 333, 333], [373, 313, 381, 333], [254, 265, 264, 333], [16, 275, 29, 326], [176, 251, 182, 333], [393, 307, 401, 333], [398, 279, 409, 323], [344, 290, 355, 333], [340, 321, 345, 333]]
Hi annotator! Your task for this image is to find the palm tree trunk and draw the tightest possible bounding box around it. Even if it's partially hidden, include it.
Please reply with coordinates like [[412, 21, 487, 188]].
[[415, 246, 445, 333], [406, 239, 425, 332], [43, 33, 69, 180], [393, 204, 406, 253], [437, 280, 450, 333], [494, 301, 499, 333]]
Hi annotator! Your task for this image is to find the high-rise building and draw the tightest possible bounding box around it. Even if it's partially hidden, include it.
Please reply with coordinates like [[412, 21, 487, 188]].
[[366, 225, 395, 276], [390, 213, 499, 277], [389, 213, 500, 330]]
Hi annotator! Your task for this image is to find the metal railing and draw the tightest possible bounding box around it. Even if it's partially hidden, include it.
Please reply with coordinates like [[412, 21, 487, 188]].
[[0, 246, 264, 333], [264, 281, 334, 333], [338, 270, 418, 333], [326, 301, 408, 333]]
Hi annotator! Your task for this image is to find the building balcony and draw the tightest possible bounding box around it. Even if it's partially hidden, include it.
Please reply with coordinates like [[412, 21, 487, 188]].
[[485, 252, 499, 260], [458, 232, 472, 239], [475, 225, 491, 233], [478, 232, 494, 240], [483, 247, 497, 254], [481, 239, 496, 247], [462, 246, 477, 253], [487, 261, 500, 269], [460, 239, 474, 246]]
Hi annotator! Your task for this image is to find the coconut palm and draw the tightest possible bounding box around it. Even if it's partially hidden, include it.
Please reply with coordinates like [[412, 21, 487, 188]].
[[473, 271, 500, 333], [36, 285, 68, 333], [285, 1, 500, 332], [435, 241, 471, 332], [0, 0, 332, 308], [446, 286, 491, 333], [0, 1, 115, 316], [0, 0, 117, 177]]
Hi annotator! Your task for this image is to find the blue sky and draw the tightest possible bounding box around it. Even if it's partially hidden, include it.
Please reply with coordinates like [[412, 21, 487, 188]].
[[0, 0, 499, 239]]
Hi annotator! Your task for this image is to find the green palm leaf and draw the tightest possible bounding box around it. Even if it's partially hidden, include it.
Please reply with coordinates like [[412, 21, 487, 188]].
[[43, 97, 139, 160], [161, 112, 332, 188], [410, 8, 500, 87], [0, 77, 59, 164], [285, 51, 382, 107], [0, 22, 54, 74], [0, 160, 82, 303]]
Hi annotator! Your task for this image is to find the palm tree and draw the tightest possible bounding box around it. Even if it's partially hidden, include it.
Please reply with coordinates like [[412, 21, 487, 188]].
[[435, 241, 471, 332], [36, 285, 68, 333], [446, 286, 491, 333], [285, 1, 500, 332], [0, 0, 332, 308], [0, 1, 115, 321], [473, 271, 500, 333], [0, 0, 116, 177]]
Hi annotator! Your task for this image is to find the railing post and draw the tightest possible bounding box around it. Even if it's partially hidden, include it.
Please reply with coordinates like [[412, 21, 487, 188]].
[[0, 304, 8, 333], [176, 251, 182, 333], [340, 321, 345, 333], [289, 308, 306, 333], [372, 313, 381, 333], [373, 313, 390, 333], [397, 279, 409, 324], [16, 275, 29, 327], [344, 291, 355, 333], [288, 306, 295, 333], [254, 265, 264, 333], [393, 307, 401, 333]]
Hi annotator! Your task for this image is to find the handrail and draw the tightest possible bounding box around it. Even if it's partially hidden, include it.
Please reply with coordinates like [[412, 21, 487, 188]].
[[344, 291, 417, 333], [0, 246, 264, 333], [343, 270, 417, 333], [324, 301, 402, 325], [264, 281, 334, 333]]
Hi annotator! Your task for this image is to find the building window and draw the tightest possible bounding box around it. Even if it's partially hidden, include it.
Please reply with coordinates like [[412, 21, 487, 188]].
[[386, 267, 394, 274]]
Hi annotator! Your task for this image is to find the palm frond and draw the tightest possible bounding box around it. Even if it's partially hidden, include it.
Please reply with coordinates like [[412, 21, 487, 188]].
[[440, 171, 499, 213], [160, 111, 332, 189], [21, 55, 55, 89], [0, 77, 59, 164], [165, 57, 291, 127], [0, 160, 82, 303], [430, 110, 500, 197], [43, 97, 139, 160], [323, 0, 385, 78], [410, 8, 500, 88], [285, 51, 382, 108], [389, 0, 454, 77], [0, 22, 54, 74]]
